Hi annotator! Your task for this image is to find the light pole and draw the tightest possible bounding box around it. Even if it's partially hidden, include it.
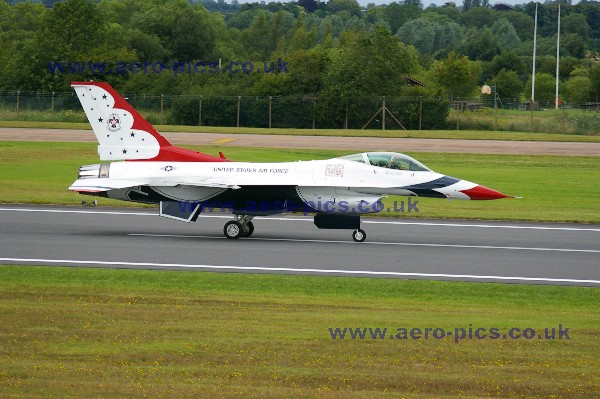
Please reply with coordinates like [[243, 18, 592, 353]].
[[482, 84, 498, 131]]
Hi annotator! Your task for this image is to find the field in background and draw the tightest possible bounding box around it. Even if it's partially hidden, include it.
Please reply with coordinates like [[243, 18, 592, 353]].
[[0, 141, 599, 223], [3, 119, 600, 143], [1, 265, 598, 398], [2, 104, 600, 137]]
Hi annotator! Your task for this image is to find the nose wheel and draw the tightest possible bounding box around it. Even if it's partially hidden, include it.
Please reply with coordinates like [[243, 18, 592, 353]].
[[224, 215, 254, 239], [352, 228, 366, 242]]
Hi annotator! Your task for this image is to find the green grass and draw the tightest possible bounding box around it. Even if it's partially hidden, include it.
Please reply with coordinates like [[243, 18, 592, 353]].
[[449, 107, 600, 136], [1, 141, 599, 223], [3, 119, 600, 142], [1, 265, 598, 399]]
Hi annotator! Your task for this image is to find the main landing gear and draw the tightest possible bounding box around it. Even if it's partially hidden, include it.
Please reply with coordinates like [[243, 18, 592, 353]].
[[223, 215, 254, 239], [223, 214, 367, 242]]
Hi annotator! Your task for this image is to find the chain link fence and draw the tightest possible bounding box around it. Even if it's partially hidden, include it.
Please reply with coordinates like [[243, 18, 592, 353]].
[[1, 90, 600, 134]]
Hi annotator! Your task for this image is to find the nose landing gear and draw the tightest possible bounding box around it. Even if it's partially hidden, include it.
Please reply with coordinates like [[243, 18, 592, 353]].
[[223, 215, 255, 239], [352, 228, 366, 242]]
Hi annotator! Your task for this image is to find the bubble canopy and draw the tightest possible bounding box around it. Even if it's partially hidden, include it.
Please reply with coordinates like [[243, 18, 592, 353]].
[[337, 152, 431, 172]]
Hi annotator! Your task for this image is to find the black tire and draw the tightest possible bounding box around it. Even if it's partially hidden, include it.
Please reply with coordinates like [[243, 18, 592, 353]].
[[352, 229, 366, 242], [240, 221, 254, 237], [224, 221, 243, 239]]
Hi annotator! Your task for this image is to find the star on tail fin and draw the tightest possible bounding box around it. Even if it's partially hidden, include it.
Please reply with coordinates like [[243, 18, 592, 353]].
[[71, 82, 228, 162]]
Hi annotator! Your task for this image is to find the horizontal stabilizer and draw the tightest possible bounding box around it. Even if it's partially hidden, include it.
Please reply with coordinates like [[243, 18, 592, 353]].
[[68, 178, 147, 192]]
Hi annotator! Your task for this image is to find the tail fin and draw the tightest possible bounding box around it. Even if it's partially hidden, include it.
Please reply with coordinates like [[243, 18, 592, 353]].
[[71, 81, 227, 162]]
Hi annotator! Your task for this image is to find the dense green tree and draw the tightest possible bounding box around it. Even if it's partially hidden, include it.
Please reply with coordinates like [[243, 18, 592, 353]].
[[287, 48, 330, 95], [327, 0, 362, 17], [98, 0, 153, 27], [3, 0, 600, 123], [0, 1, 46, 90], [588, 62, 600, 101], [488, 51, 527, 78], [298, 0, 318, 13], [324, 26, 420, 98], [130, 0, 219, 61], [432, 51, 482, 100], [490, 18, 521, 51], [127, 29, 169, 61], [460, 27, 499, 61], [396, 18, 436, 55], [241, 10, 271, 59], [525, 72, 556, 104], [460, 6, 495, 28], [574, 0, 600, 39], [14, 0, 108, 91], [560, 33, 586, 58], [432, 21, 464, 59], [558, 57, 584, 80], [491, 69, 524, 103], [383, 2, 422, 34], [502, 10, 534, 41], [561, 13, 590, 41], [425, 3, 461, 24], [225, 9, 260, 29], [285, 14, 317, 53], [563, 68, 593, 103], [321, 26, 421, 127]]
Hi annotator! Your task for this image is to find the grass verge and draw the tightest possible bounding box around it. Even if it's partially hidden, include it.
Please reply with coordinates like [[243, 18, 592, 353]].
[[2, 120, 600, 142], [0, 265, 598, 398], [1, 141, 599, 223]]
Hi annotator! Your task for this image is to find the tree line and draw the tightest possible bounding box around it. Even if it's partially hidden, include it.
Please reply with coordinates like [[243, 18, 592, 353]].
[[2, 0, 600, 126]]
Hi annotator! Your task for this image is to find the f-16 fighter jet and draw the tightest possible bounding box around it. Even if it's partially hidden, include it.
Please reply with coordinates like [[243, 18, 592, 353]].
[[69, 82, 512, 242]]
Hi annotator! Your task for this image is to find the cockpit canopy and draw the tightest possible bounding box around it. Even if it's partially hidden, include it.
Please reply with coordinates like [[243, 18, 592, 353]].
[[338, 152, 431, 171]]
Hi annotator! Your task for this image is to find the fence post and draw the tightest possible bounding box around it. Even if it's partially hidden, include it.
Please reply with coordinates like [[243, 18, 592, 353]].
[[312, 96, 316, 129], [419, 96, 423, 130], [237, 96, 241, 127], [382, 96, 386, 130], [160, 94, 164, 125], [344, 98, 348, 129], [16, 90, 20, 119], [269, 96, 272, 129], [198, 96, 202, 127], [51, 92, 55, 122]]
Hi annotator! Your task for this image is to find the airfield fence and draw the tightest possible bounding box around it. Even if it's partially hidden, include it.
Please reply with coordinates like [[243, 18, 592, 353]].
[[2, 90, 600, 135]]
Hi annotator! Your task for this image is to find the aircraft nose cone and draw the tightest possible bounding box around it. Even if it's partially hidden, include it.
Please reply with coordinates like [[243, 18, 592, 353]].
[[459, 185, 511, 200]]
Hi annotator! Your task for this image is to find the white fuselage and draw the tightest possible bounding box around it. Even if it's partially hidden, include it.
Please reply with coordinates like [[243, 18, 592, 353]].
[[70, 156, 477, 212]]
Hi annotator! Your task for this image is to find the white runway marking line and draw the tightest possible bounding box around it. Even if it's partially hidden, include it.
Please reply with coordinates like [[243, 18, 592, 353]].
[[1, 257, 599, 285], [1, 207, 600, 233], [128, 233, 600, 253]]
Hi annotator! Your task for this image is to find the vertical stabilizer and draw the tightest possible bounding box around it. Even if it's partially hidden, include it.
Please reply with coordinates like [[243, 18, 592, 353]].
[[71, 81, 228, 162]]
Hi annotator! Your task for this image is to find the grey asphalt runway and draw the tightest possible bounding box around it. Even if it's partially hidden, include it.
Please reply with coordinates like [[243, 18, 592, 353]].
[[1, 205, 599, 286], [2, 127, 600, 155]]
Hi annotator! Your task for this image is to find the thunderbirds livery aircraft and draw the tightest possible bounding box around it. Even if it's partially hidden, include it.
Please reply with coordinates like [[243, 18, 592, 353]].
[[69, 82, 513, 242]]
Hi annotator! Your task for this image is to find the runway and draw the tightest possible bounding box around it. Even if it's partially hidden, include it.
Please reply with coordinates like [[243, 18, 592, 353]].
[[1, 205, 599, 286]]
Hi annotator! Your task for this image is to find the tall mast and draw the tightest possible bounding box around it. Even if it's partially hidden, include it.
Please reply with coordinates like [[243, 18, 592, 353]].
[[555, 4, 561, 109], [532, 3, 538, 103]]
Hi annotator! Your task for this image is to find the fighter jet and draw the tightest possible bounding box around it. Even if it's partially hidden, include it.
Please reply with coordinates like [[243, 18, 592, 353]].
[[69, 82, 512, 242]]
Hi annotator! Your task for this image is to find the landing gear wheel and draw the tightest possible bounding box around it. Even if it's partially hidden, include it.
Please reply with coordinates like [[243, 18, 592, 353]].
[[224, 221, 243, 239], [352, 229, 366, 243], [240, 221, 254, 237]]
